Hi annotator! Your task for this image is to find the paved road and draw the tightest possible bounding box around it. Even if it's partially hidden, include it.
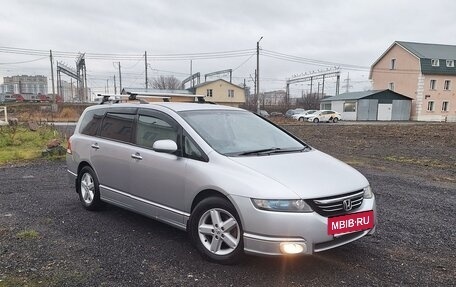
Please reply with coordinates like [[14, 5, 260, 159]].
[[0, 161, 454, 286]]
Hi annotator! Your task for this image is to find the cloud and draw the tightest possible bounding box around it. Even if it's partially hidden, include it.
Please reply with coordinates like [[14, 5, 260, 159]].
[[1, 0, 456, 94]]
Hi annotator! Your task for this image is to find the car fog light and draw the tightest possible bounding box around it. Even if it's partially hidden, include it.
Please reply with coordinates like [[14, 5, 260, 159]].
[[279, 242, 306, 254]]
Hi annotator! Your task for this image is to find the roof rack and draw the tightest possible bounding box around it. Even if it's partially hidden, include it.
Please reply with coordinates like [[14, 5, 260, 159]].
[[97, 94, 148, 105], [96, 92, 209, 105]]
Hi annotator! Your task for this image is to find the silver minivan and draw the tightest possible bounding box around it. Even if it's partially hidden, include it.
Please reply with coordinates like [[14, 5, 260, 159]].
[[67, 102, 376, 264]]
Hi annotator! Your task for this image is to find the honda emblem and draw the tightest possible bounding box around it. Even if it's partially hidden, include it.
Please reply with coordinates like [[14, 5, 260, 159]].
[[343, 199, 353, 211]]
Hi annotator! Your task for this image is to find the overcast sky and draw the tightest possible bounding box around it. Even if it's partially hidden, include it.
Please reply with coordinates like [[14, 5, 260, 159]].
[[1, 0, 456, 97]]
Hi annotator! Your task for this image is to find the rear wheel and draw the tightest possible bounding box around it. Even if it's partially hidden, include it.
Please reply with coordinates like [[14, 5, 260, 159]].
[[299, 117, 305, 122], [189, 197, 243, 264], [313, 118, 319, 123], [77, 166, 102, 211]]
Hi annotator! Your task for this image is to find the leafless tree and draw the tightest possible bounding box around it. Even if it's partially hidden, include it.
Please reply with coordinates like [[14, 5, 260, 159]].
[[297, 93, 321, 110], [152, 76, 181, 90]]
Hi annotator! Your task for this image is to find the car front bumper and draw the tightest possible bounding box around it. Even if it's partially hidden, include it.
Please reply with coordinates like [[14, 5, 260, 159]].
[[231, 195, 376, 256]]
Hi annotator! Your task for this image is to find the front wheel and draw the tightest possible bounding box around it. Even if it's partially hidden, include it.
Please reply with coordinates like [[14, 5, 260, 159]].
[[333, 117, 339, 123], [313, 118, 319, 123], [189, 197, 243, 264], [77, 166, 102, 211]]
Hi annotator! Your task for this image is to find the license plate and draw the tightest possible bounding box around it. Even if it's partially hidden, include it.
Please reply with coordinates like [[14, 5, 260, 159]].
[[327, 210, 374, 235]]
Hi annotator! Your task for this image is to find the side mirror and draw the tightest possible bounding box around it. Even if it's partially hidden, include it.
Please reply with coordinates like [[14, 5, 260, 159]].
[[153, 139, 178, 153]]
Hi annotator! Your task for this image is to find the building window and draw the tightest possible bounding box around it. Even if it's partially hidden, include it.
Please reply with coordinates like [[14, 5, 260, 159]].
[[228, 89, 234, 98], [430, 80, 437, 90], [442, 101, 449, 111], [343, 102, 356, 112], [390, 59, 396, 70], [431, 59, 440, 67], [427, 101, 435, 111], [444, 80, 451, 90], [321, 103, 332, 110], [446, 60, 455, 67], [388, 82, 395, 91], [207, 89, 213, 97]]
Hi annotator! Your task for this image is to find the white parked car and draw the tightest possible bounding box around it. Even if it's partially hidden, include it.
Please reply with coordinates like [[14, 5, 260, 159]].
[[304, 110, 342, 123], [291, 110, 319, 121]]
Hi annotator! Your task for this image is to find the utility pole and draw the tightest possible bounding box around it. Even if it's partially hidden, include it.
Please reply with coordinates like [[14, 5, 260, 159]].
[[189, 60, 193, 86], [49, 50, 55, 103], [106, 79, 109, 94], [286, 83, 290, 105], [144, 51, 148, 89], [114, 75, 117, 94], [322, 75, 325, 97], [343, 72, 352, 93], [256, 36, 263, 113], [118, 62, 122, 92], [249, 72, 256, 109], [310, 76, 313, 95], [336, 74, 341, 95]]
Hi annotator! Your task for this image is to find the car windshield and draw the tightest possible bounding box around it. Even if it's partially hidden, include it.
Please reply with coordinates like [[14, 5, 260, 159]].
[[179, 110, 307, 156], [286, 109, 295, 115]]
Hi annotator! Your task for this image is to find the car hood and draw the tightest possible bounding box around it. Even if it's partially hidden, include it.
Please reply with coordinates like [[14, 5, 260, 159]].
[[228, 150, 368, 199]]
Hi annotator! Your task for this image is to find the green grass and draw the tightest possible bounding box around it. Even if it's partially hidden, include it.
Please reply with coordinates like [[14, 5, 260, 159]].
[[16, 229, 40, 239], [0, 125, 66, 165], [0, 272, 87, 287]]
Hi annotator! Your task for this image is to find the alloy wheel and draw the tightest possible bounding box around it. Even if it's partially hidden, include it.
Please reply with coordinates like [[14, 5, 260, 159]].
[[80, 173, 95, 205], [198, 208, 240, 256]]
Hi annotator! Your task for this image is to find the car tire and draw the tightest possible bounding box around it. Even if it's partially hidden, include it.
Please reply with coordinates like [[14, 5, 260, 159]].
[[313, 118, 319, 123], [77, 166, 102, 211], [189, 196, 244, 265], [299, 117, 304, 122], [333, 117, 339, 123]]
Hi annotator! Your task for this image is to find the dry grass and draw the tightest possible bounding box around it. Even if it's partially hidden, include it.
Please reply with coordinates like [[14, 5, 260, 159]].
[[16, 229, 40, 240]]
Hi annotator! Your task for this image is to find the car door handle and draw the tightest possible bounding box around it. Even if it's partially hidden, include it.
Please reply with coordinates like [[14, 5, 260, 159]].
[[131, 153, 143, 160], [91, 143, 100, 150]]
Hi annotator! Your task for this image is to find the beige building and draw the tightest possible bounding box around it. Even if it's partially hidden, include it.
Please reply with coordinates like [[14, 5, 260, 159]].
[[370, 41, 456, 122], [191, 79, 246, 107]]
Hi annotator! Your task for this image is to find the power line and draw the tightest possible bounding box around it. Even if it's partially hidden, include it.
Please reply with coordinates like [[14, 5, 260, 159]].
[[0, 56, 48, 65], [261, 49, 369, 70], [233, 53, 256, 71], [0, 46, 256, 61]]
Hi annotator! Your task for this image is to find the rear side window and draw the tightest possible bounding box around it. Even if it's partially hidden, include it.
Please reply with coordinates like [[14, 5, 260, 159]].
[[79, 109, 105, 136], [100, 113, 135, 142]]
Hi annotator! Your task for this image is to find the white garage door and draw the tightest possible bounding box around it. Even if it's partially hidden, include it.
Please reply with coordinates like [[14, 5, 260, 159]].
[[377, 104, 392, 121]]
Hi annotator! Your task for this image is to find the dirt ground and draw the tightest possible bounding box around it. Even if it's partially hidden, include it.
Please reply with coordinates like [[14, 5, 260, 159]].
[[0, 121, 455, 286], [278, 121, 456, 188]]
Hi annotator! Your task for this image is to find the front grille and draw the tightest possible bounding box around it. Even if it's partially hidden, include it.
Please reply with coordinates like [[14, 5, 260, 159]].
[[306, 189, 364, 217]]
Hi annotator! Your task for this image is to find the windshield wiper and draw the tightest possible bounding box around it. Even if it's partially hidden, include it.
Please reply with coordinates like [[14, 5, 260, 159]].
[[238, 147, 282, 156], [236, 147, 310, 156]]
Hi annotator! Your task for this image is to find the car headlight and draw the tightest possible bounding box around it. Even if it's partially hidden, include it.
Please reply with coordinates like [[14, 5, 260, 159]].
[[251, 199, 313, 212], [363, 185, 374, 199]]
